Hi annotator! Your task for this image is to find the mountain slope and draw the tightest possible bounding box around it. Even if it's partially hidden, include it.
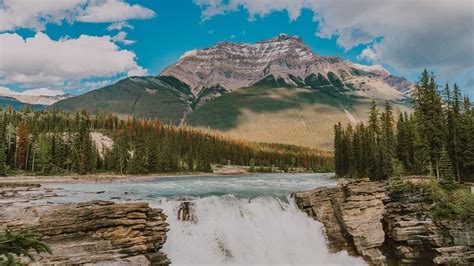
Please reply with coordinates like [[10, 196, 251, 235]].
[[51, 76, 193, 124], [187, 84, 410, 149]]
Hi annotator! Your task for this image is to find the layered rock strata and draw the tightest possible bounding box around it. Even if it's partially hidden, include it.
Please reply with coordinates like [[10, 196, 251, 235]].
[[293, 178, 473, 265], [1, 200, 170, 265]]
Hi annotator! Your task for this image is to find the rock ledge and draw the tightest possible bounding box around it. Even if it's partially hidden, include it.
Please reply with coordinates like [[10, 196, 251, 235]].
[[1, 200, 170, 265], [293, 178, 473, 265]]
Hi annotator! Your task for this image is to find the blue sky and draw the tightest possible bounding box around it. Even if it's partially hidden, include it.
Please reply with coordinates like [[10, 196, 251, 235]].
[[0, 0, 472, 97]]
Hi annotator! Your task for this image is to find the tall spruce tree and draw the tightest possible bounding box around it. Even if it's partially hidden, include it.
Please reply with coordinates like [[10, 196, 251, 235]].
[[438, 146, 455, 184], [0, 117, 6, 176]]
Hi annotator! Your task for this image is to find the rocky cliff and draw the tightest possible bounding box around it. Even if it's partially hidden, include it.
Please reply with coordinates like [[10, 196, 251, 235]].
[[293, 178, 473, 265], [1, 200, 170, 265]]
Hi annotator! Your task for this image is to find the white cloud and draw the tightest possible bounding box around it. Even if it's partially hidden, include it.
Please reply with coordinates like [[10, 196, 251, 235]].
[[0, 0, 86, 32], [111, 31, 135, 45], [0, 86, 18, 95], [107, 21, 134, 31], [0, 0, 155, 32], [358, 46, 379, 62], [0, 86, 64, 96], [20, 88, 65, 96], [194, 0, 305, 21], [195, 0, 474, 77], [77, 0, 156, 23], [82, 79, 114, 91], [0, 32, 146, 86]]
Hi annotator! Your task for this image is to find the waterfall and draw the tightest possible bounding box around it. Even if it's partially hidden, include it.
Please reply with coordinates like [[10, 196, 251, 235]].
[[153, 195, 366, 265]]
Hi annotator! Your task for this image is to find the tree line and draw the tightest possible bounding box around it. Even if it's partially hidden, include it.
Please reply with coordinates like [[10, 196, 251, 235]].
[[334, 70, 474, 182], [0, 109, 333, 176]]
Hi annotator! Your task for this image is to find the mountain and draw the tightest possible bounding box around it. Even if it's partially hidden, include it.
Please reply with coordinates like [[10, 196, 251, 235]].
[[51, 76, 193, 124], [0, 87, 72, 107], [161, 34, 412, 101], [0, 96, 45, 111], [51, 34, 413, 149]]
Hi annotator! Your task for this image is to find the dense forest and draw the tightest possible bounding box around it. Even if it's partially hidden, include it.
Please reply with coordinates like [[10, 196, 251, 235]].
[[334, 70, 474, 182], [0, 108, 332, 176]]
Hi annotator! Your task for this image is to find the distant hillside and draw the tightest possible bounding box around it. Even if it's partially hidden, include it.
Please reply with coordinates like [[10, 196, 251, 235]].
[[0, 96, 45, 111], [51, 76, 193, 125]]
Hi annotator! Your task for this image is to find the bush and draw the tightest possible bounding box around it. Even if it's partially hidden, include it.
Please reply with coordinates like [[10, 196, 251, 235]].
[[389, 177, 473, 220], [388, 176, 413, 192], [419, 179, 473, 220]]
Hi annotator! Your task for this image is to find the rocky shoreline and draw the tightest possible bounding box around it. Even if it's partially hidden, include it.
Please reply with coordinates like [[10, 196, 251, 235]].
[[293, 178, 474, 265]]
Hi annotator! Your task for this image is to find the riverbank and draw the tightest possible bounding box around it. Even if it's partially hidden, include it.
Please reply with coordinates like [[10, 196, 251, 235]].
[[0, 165, 254, 185], [0, 164, 325, 185]]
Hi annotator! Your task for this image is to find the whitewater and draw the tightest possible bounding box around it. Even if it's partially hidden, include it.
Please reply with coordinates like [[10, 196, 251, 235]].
[[44, 173, 366, 265]]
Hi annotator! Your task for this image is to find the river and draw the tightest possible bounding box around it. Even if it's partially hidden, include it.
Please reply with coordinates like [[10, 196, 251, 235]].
[[43, 173, 366, 265]]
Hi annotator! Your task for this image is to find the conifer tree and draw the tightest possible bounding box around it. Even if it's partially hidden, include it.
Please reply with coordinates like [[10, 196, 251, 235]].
[[17, 120, 27, 170], [0, 117, 6, 176], [438, 146, 455, 184]]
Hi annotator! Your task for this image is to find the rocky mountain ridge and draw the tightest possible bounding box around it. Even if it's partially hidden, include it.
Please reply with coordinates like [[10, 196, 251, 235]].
[[160, 33, 413, 101]]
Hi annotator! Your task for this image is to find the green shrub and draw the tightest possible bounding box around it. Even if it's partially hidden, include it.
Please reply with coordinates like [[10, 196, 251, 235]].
[[389, 177, 473, 220]]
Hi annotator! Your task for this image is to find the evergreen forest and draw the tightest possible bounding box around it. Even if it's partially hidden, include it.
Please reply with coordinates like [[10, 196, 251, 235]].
[[0, 108, 332, 176], [334, 70, 474, 182]]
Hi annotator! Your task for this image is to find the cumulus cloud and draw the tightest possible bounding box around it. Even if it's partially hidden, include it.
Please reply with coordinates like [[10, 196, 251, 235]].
[[20, 88, 65, 96], [111, 31, 135, 45], [82, 79, 114, 91], [194, 0, 305, 21], [77, 0, 156, 23], [195, 0, 474, 76], [0, 32, 146, 86], [0, 86, 65, 96], [0, 86, 19, 95], [0, 0, 86, 32], [0, 0, 155, 32], [107, 21, 134, 31]]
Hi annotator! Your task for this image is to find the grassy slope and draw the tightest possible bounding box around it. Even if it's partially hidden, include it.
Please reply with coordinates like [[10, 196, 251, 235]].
[[187, 85, 410, 149], [50, 76, 191, 125]]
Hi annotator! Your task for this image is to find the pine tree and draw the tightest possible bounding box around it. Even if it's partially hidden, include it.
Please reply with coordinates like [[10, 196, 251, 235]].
[[438, 146, 455, 184], [16, 120, 27, 170], [0, 118, 6, 176], [0, 229, 51, 264]]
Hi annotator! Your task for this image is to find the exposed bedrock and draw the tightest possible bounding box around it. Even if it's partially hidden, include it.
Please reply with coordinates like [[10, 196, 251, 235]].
[[293, 178, 473, 265], [1, 200, 170, 265]]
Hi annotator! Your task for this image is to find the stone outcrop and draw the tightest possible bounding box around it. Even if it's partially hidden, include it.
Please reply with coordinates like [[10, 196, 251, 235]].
[[1, 200, 170, 265], [384, 188, 473, 265], [293, 178, 474, 265], [294, 178, 387, 264]]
